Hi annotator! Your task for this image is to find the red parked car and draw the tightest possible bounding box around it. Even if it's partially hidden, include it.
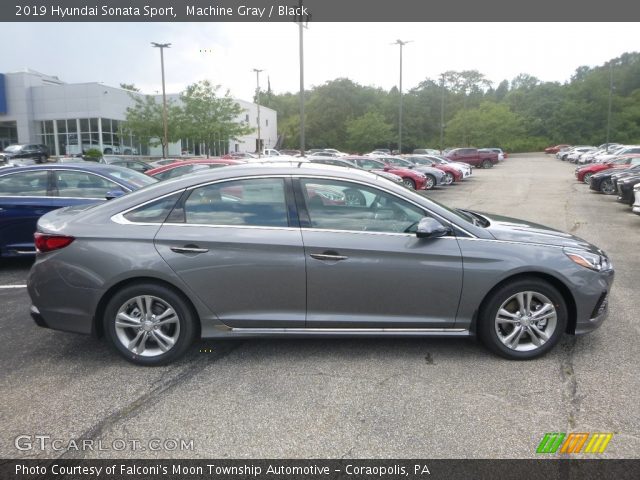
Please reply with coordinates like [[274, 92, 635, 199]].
[[575, 155, 640, 183], [146, 158, 245, 181], [344, 156, 428, 190], [401, 155, 465, 183], [544, 144, 571, 154]]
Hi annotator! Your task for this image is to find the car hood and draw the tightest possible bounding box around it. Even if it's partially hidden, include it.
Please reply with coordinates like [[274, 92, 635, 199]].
[[472, 211, 603, 253]]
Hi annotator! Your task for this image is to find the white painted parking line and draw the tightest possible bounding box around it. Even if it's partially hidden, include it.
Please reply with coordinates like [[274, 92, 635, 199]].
[[0, 285, 27, 289]]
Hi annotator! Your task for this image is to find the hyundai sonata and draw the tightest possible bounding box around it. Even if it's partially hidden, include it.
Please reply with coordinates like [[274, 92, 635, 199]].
[[28, 163, 614, 365]]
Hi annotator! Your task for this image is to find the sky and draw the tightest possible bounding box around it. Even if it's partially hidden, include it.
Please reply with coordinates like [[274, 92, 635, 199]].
[[1, 22, 638, 101]]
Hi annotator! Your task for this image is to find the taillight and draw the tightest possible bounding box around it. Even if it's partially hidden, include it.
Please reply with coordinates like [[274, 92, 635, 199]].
[[34, 233, 75, 253]]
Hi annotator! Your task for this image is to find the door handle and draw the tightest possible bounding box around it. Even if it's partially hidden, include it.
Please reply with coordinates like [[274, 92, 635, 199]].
[[310, 252, 348, 261], [170, 246, 209, 254]]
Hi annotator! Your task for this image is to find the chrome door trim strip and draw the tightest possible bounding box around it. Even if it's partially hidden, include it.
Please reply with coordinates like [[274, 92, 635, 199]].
[[230, 327, 468, 334]]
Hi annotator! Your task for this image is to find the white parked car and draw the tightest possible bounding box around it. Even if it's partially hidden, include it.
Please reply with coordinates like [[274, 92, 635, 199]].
[[262, 149, 281, 157], [632, 184, 640, 215]]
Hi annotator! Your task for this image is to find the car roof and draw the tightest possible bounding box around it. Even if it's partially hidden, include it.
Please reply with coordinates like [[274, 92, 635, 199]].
[[147, 158, 245, 175], [0, 163, 135, 175]]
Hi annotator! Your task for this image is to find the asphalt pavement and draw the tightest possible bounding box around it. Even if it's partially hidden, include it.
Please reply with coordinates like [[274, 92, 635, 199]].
[[1, 153, 638, 459]]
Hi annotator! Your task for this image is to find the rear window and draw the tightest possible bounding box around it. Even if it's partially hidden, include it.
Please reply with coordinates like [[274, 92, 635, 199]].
[[107, 168, 157, 188], [123, 192, 182, 223]]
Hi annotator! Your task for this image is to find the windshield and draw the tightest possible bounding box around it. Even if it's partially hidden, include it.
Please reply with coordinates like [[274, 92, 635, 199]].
[[108, 168, 157, 189]]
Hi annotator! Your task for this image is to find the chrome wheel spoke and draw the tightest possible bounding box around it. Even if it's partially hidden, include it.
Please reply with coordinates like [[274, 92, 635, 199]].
[[154, 308, 177, 325], [497, 308, 520, 323], [135, 296, 147, 317], [127, 330, 144, 352], [151, 330, 175, 352], [529, 324, 549, 346], [504, 326, 524, 349], [115, 312, 141, 328]]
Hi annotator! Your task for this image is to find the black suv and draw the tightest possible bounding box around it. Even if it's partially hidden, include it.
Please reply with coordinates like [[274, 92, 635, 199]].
[[0, 144, 49, 163]]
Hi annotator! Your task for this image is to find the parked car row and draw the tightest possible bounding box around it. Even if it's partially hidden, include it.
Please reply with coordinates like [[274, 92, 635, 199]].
[[571, 151, 640, 218]]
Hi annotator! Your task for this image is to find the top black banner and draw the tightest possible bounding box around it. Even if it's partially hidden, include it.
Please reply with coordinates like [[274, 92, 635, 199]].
[[4, 0, 640, 22]]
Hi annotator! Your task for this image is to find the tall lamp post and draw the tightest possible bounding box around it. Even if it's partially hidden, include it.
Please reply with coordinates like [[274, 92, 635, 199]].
[[151, 42, 171, 158], [393, 39, 411, 154], [253, 68, 264, 158]]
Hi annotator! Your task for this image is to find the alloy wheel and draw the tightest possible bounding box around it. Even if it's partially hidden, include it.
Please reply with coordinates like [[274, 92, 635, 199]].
[[583, 173, 593, 185], [494, 291, 557, 352], [114, 295, 181, 357], [601, 179, 616, 195]]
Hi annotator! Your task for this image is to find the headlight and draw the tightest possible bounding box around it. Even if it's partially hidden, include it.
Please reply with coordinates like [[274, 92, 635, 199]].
[[564, 247, 612, 272]]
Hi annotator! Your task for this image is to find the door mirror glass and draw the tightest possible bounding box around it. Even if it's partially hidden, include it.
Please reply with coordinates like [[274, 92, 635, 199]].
[[416, 217, 451, 238], [105, 189, 126, 200]]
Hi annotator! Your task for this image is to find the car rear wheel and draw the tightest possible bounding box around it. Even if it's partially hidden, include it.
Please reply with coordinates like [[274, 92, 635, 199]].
[[482, 159, 493, 169], [104, 148, 113, 154], [583, 173, 593, 184], [103, 283, 197, 366], [424, 174, 436, 190], [478, 278, 567, 360], [600, 179, 616, 195], [37, 155, 46, 164], [403, 178, 416, 190]]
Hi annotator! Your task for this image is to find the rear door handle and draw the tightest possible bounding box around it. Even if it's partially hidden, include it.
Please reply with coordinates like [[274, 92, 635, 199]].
[[310, 252, 348, 261], [170, 246, 209, 254]]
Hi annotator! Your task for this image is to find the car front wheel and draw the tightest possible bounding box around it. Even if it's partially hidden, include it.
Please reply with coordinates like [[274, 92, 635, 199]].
[[103, 283, 197, 366], [403, 178, 416, 189], [478, 278, 567, 360], [583, 173, 593, 185], [482, 159, 493, 169], [443, 172, 454, 185], [424, 174, 436, 190]]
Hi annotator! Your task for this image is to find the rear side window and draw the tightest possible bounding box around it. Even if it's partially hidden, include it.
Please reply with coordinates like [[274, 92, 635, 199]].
[[0, 171, 49, 196], [183, 178, 288, 227], [54, 171, 121, 198], [123, 192, 183, 223]]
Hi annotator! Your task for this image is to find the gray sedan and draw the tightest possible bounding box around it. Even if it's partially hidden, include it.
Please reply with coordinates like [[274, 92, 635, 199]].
[[27, 163, 614, 365]]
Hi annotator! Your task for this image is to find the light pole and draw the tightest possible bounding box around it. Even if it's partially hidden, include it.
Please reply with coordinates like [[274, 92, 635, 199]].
[[440, 73, 445, 151], [295, 0, 309, 157], [151, 42, 171, 158], [253, 68, 263, 158], [393, 39, 411, 154], [606, 62, 614, 153]]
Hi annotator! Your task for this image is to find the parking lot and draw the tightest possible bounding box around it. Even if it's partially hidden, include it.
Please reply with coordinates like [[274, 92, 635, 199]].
[[1, 153, 638, 459]]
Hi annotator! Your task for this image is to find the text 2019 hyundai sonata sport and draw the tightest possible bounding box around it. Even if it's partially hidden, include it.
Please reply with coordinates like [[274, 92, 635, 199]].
[[27, 163, 614, 365]]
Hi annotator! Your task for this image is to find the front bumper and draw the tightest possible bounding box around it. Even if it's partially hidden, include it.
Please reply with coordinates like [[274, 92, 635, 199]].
[[573, 267, 615, 335]]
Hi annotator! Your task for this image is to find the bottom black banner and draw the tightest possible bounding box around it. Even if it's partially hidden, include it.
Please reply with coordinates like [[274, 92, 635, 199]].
[[2, 459, 640, 480]]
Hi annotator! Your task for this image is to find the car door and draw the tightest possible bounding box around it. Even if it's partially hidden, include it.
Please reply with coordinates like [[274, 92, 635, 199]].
[[0, 169, 55, 254], [295, 177, 463, 328], [154, 176, 307, 328]]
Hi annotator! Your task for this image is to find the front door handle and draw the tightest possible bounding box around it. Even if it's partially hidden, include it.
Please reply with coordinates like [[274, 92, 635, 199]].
[[310, 252, 348, 261], [170, 245, 209, 254]]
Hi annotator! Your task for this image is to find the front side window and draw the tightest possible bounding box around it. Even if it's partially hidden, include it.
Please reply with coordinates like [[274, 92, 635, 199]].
[[356, 159, 385, 170], [0, 171, 49, 196], [54, 171, 121, 198], [301, 179, 424, 233], [183, 178, 288, 227]]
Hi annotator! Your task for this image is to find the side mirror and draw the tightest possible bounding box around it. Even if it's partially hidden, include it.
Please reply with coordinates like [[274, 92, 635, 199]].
[[105, 189, 126, 200], [416, 217, 451, 239]]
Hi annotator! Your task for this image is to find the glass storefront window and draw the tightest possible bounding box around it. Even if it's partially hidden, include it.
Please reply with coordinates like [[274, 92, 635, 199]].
[[80, 118, 90, 132], [56, 120, 67, 134]]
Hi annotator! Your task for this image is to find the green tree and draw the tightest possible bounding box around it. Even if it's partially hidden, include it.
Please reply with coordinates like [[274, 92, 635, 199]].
[[122, 95, 182, 153], [180, 80, 253, 155], [119, 83, 140, 92], [346, 112, 393, 153], [444, 102, 527, 151]]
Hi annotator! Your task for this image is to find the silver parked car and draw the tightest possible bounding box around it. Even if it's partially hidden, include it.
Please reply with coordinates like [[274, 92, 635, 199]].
[[28, 163, 614, 365]]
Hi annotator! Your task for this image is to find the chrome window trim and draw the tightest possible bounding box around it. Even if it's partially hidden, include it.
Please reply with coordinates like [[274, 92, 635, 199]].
[[111, 189, 186, 225]]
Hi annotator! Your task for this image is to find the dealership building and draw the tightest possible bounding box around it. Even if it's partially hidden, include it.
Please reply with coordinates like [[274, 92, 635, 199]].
[[0, 69, 278, 157]]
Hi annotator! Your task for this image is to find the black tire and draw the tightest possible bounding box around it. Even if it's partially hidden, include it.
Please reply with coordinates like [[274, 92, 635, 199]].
[[482, 159, 493, 169], [124, 149, 132, 155], [583, 173, 593, 185], [38, 155, 47, 164], [104, 148, 113, 154], [103, 283, 197, 366], [477, 278, 567, 360], [600, 179, 616, 195], [403, 177, 416, 190], [424, 174, 436, 190]]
